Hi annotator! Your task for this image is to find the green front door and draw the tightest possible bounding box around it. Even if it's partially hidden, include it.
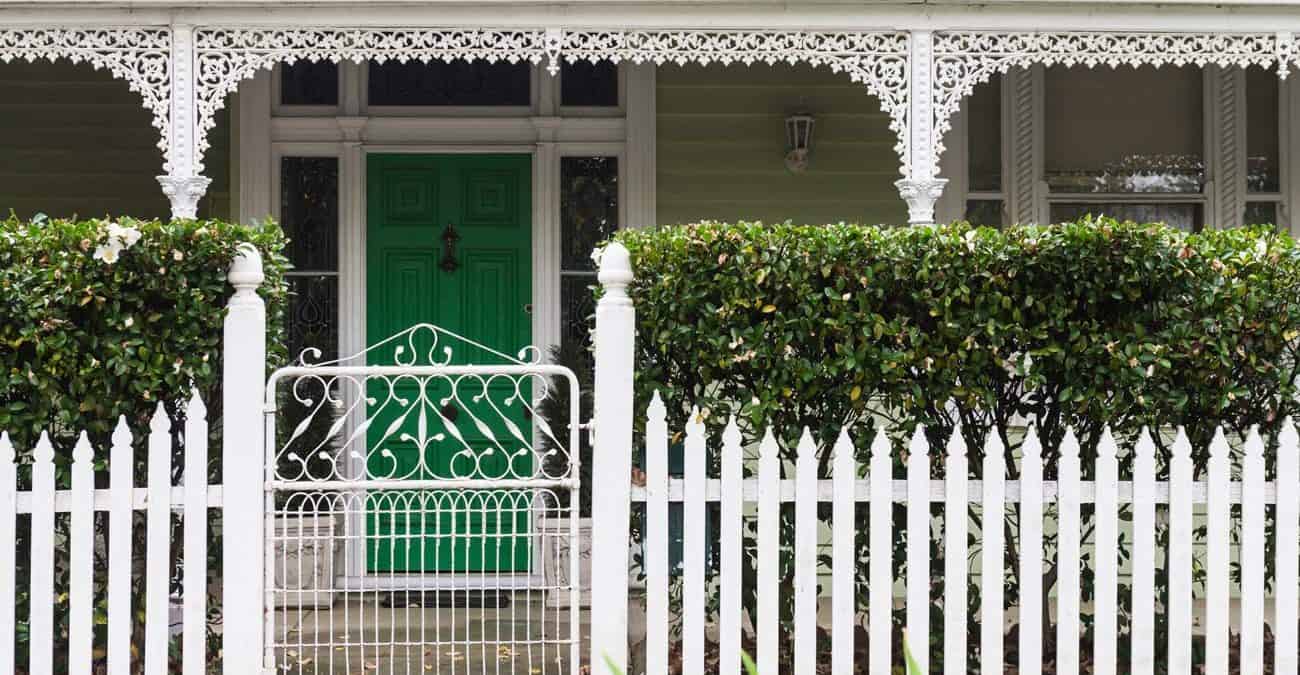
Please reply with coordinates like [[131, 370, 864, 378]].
[[365, 153, 532, 573]]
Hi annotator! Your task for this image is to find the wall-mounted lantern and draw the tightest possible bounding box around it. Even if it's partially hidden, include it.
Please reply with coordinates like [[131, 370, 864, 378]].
[[784, 112, 816, 173]]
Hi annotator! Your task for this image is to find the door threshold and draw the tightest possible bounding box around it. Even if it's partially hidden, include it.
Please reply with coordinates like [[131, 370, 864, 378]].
[[335, 573, 547, 591]]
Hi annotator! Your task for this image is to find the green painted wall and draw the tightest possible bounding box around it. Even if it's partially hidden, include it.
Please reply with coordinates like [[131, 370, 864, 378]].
[[656, 63, 905, 226], [0, 60, 230, 221]]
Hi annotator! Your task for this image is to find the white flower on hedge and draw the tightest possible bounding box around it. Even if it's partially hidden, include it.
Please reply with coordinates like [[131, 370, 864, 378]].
[[93, 241, 123, 264], [124, 316, 134, 328], [106, 222, 142, 248]]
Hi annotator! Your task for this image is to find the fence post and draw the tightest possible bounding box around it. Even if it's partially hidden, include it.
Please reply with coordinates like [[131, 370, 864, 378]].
[[223, 244, 267, 675], [590, 242, 635, 674]]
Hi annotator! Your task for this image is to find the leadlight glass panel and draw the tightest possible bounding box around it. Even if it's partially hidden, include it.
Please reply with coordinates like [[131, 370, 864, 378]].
[[287, 276, 339, 362], [561, 61, 619, 107], [561, 157, 619, 271], [280, 61, 339, 106], [281, 157, 340, 362], [561, 156, 619, 352], [281, 157, 339, 272], [367, 60, 530, 106]]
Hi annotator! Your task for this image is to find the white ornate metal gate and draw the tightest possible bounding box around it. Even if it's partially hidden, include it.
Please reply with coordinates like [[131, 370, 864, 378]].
[[263, 324, 583, 674]]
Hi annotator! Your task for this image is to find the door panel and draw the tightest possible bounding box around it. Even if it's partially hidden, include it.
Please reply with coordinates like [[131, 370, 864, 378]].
[[365, 153, 532, 573]]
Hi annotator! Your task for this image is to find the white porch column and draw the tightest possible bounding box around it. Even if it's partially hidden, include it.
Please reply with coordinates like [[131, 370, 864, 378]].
[[157, 24, 212, 220], [895, 30, 948, 226]]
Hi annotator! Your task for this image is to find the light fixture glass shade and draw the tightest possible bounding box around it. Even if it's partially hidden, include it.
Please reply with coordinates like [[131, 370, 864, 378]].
[[784, 112, 815, 173]]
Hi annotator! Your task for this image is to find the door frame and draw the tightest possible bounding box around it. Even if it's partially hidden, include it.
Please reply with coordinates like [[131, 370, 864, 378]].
[[256, 63, 646, 589], [270, 141, 626, 590]]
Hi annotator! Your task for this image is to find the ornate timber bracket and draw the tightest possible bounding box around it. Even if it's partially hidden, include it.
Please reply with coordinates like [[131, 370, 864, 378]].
[[190, 27, 912, 176], [0, 27, 172, 171], [930, 31, 1285, 174]]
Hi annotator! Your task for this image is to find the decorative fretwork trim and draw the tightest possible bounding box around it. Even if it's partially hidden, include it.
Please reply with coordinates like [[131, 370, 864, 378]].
[[0, 27, 172, 171], [193, 28, 911, 174], [932, 31, 1281, 165]]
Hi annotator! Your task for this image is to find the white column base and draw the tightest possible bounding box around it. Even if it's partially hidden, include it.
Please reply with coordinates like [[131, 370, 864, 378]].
[[157, 175, 213, 220], [895, 177, 949, 226]]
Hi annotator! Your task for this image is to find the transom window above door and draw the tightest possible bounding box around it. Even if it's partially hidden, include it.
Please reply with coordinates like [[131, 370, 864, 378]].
[[275, 59, 619, 111]]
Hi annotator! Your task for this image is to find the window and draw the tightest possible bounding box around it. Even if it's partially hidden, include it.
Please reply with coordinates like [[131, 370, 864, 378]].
[[965, 74, 1004, 226], [561, 61, 619, 107], [560, 156, 619, 354], [280, 61, 339, 106], [280, 157, 340, 363], [367, 60, 530, 106], [1044, 65, 1205, 230], [1246, 67, 1282, 226]]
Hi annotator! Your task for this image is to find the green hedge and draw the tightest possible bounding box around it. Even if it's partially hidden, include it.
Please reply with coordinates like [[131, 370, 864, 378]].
[[618, 218, 1300, 667], [0, 215, 288, 670], [0, 215, 288, 445], [617, 218, 1300, 459]]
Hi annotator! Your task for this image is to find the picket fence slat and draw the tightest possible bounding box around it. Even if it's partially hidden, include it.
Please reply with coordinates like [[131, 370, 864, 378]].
[[1241, 428, 1267, 674], [980, 432, 1005, 675], [905, 427, 929, 675], [681, 410, 705, 675], [1130, 429, 1157, 675], [145, 405, 172, 675], [757, 429, 780, 675], [830, 430, 855, 675], [1168, 429, 1194, 675], [1278, 420, 1300, 675], [868, 431, 892, 675], [942, 429, 967, 675], [31, 432, 56, 675], [1019, 428, 1043, 675], [70, 433, 95, 675], [0, 433, 15, 675], [108, 417, 134, 675], [718, 418, 743, 675], [793, 429, 818, 674], [1093, 428, 1119, 675], [1056, 429, 1081, 675], [1206, 429, 1231, 675], [183, 393, 209, 675], [643, 394, 668, 675]]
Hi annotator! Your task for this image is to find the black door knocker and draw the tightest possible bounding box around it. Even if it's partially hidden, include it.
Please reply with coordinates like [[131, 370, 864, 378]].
[[440, 222, 461, 272]]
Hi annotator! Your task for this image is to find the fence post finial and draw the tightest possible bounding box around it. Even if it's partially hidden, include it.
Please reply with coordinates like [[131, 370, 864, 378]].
[[590, 240, 636, 673], [222, 242, 267, 675]]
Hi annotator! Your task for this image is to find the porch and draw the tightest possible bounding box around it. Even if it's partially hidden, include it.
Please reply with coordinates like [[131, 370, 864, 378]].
[[4, 4, 1300, 675]]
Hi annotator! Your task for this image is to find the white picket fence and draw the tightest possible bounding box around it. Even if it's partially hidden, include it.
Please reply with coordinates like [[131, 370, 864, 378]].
[[586, 242, 1300, 675], [627, 407, 1298, 675], [0, 246, 267, 675], [0, 395, 217, 675]]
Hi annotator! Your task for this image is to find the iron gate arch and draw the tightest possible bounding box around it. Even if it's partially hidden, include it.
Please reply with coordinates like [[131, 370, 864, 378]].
[[263, 324, 583, 674]]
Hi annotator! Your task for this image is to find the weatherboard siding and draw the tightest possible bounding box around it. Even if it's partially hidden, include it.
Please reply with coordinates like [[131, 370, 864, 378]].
[[656, 63, 906, 227]]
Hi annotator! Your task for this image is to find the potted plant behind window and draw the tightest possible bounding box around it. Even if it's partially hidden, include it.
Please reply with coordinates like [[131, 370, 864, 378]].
[[536, 341, 594, 607]]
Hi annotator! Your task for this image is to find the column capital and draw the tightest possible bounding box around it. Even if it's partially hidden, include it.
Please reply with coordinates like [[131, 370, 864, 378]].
[[895, 177, 949, 226], [157, 175, 212, 220]]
